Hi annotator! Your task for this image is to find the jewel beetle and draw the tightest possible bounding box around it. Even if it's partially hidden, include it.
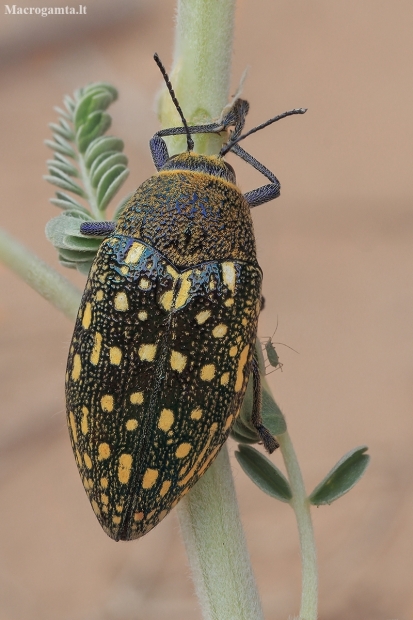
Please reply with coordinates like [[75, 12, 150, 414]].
[[65, 54, 306, 541]]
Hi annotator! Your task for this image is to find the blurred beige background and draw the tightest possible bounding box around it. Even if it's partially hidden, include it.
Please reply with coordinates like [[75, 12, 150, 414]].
[[1, 1, 412, 619]]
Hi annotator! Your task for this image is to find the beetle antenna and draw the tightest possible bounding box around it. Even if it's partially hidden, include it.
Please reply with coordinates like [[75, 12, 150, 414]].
[[220, 107, 307, 156], [154, 53, 194, 152]]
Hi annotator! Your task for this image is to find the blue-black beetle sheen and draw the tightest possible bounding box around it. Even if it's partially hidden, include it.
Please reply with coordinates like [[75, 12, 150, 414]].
[[65, 54, 306, 540]]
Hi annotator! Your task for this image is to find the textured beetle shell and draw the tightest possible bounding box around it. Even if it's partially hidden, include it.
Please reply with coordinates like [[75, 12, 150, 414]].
[[66, 162, 262, 540]]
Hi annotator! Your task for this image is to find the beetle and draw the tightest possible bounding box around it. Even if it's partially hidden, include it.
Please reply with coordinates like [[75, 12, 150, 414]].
[[65, 54, 306, 541]]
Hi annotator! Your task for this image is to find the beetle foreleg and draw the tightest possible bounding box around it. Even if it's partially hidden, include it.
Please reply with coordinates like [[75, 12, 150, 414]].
[[232, 144, 281, 208], [80, 221, 116, 237], [150, 135, 169, 170]]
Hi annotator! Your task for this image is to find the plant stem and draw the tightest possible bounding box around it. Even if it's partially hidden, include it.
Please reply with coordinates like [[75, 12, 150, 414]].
[[158, 0, 236, 156], [177, 446, 265, 620], [0, 227, 81, 321], [77, 151, 100, 219], [278, 431, 318, 620], [160, 1, 266, 618]]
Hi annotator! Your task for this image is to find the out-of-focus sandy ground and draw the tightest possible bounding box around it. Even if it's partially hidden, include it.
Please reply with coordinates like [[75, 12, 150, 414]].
[[1, 1, 412, 618]]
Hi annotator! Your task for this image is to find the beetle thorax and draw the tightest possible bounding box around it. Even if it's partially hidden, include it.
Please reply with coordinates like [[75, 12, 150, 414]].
[[116, 168, 258, 268], [160, 152, 236, 185]]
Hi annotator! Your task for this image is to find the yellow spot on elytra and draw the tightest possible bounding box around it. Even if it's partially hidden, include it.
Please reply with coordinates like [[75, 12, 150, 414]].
[[179, 423, 218, 487], [200, 364, 215, 381], [191, 407, 202, 420], [235, 344, 250, 392], [125, 242, 145, 264], [126, 419, 138, 431], [229, 345, 238, 357], [176, 443, 192, 458], [160, 480, 171, 497], [130, 391, 144, 405], [142, 468, 158, 489], [158, 509, 168, 521], [209, 277, 216, 290], [98, 273, 107, 284], [71, 354, 81, 381], [83, 478, 89, 490], [84, 452, 92, 469], [116, 504, 123, 512], [102, 506, 108, 514], [109, 346, 122, 365], [138, 310, 148, 321], [167, 264, 179, 280], [175, 272, 192, 309], [224, 298, 234, 307], [236, 335, 242, 343], [114, 291, 128, 311], [138, 343, 157, 361], [139, 277, 151, 290], [120, 266, 128, 275], [101, 494, 109, 505], [90, 332, 102, 365], [224, 414, 234, 431], [118, 454, 133, 484], [98, 442, 111, 460], [82, 302, 92, 329], [81, 406, 89, 435], [158, 408, 174, 431], [195, 310, 211, 324], [212, 324, 228, 338], [220, 372, 230, 386], [147, 509, 156, 520], [134, 511, 144, 522], [95, 290, 104, 301], [88, 478, 93, 489], [101, 394, 114, 412], [91, 500, 100, 515], [179, 463, 190, 476], [242, 317, 248, 326], [160, 290, 174, 311], [112, 516, 121, 525], [170, 350, 187, 372], [69, 411, 78, 442], [222, 262, 236, 292], [101, 477, 108, 488]]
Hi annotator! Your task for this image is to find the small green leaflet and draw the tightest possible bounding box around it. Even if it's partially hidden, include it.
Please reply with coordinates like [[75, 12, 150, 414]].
[[235, 444, 292, 502], [309, 446, 370, 505]]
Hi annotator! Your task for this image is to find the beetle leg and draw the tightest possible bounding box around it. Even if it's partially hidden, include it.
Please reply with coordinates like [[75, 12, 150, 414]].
[[150, 135, 169, 170], [154, 99, 249, 144], [232, 144, 281, 208], [155, 121, 225, 140], [80, 221, 116, 237], [251, 353, 279, 453]]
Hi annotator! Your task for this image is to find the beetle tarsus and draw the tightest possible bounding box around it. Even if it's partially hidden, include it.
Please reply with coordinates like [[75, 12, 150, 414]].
[[251, 354, 279, 454]]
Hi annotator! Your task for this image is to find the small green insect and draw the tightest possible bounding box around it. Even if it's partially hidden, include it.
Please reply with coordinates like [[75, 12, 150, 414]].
[[261, 320, 298, 375], [65, 54, 306, 541], [265, 336, 283, 372]]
